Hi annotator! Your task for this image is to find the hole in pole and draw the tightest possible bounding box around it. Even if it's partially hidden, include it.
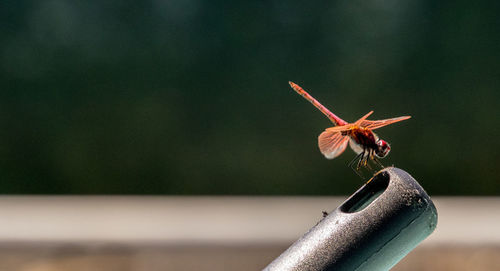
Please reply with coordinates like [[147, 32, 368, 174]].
[[340, 171, 390, 213]]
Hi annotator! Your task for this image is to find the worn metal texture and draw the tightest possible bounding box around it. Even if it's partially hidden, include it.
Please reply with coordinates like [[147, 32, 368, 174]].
[[263, 167, 437, 271]]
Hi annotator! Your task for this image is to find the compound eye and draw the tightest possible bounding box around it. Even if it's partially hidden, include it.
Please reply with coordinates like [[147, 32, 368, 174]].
[[376, 140, 391, 158]]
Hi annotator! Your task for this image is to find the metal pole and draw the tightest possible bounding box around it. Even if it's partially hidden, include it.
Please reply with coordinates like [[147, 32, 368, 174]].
[[264, 167, 437, 271]]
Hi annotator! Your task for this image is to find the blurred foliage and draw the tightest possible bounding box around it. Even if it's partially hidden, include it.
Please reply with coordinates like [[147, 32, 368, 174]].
[[0, 0, 499, 194]]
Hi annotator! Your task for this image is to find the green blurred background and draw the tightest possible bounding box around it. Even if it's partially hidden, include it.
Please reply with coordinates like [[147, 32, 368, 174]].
[[0, 0, 498, 194]]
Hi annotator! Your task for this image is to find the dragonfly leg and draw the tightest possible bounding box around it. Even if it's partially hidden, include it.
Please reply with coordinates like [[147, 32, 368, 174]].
[[356, 149, 366, 170], [348, 151, 363, 169], [364, 150, 373, 171], [372, 156, 385, 169], [354, 171, 364, 179], [349, 152, 365, 179]]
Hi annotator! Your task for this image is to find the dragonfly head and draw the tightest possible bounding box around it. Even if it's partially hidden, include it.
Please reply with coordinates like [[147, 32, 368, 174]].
[[375, 139, 391, 158]]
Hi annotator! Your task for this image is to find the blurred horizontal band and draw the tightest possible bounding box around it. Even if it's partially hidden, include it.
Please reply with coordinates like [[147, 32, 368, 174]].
[[0, 196, 497, 245]]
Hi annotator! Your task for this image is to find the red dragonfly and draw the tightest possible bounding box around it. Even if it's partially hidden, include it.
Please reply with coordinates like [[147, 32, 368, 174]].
[[289, 81, 411, 169]]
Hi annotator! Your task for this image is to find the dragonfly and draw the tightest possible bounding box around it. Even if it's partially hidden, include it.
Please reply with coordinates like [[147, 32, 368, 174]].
[[289, 81, 411, 170]]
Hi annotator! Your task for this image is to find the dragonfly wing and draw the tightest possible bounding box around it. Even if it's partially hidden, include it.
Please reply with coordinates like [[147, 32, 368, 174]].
[[354, 111, 374, 125], [324, 124, 352, 133], [318, 129, 350, 159], [360, 116, 411, 130]]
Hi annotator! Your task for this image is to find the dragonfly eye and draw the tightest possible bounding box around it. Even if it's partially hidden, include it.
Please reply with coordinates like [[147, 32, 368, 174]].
[[375, 140, 391, 158]]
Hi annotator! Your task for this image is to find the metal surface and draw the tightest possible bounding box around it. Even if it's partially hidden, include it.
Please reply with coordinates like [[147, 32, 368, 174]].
[[263, 167, 438, 271]]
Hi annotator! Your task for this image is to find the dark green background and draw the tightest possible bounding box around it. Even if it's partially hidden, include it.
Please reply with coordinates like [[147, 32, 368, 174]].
[[1, 1, 499, 194]]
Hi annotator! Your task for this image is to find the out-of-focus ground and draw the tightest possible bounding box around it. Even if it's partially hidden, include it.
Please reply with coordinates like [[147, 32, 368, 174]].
[[0, 196, 498, 271], [1, 244, 499, 271]]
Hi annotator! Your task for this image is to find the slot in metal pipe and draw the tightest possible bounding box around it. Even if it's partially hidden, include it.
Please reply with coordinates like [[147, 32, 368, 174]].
[[264, 167, 437, 271]]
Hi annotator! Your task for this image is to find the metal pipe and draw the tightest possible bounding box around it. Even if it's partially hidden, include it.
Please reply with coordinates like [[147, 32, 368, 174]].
[[264, 167, 437, 271]]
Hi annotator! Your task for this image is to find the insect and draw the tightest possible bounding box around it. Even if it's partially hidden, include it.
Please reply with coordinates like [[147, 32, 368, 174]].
[[289, 81, 411, 170]]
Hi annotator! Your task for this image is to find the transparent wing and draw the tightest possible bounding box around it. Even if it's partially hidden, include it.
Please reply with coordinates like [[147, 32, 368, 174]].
[[324, 124, 353, 133], [318, 130, 350, 159], [360, 116, 411, 130], [354, 111, 374, 125]]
